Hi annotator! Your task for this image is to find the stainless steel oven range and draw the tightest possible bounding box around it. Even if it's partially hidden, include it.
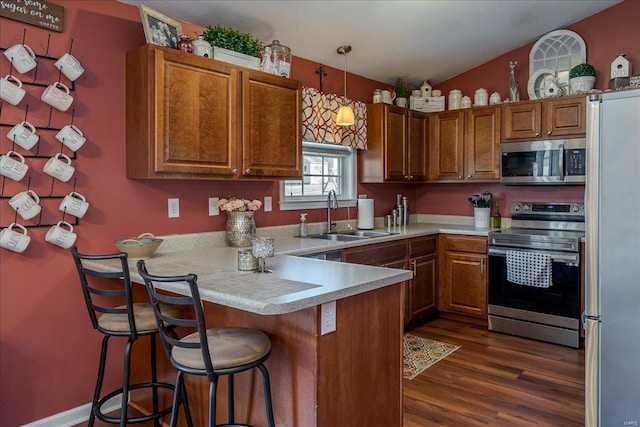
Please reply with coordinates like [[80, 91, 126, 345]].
[[488, 202, 584, 348]]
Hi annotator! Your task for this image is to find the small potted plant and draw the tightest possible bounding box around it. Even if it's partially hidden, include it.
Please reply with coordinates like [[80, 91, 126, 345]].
[[394, 77, 410, 107], [202, 24, 263, 69], [569, 63, 596, 94]]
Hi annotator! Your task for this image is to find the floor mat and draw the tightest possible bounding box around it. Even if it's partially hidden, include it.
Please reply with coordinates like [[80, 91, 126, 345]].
[[403, 334, 460, 380]]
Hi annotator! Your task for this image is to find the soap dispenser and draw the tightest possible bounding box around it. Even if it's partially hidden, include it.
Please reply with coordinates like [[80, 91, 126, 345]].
[[300, 213, 308, 237]]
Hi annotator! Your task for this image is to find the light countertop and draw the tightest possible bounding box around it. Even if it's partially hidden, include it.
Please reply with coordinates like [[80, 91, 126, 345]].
[[85, 218, 495, 316]]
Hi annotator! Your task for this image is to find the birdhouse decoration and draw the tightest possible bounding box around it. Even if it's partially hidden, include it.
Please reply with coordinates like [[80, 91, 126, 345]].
[[611, 54, 632, 79]]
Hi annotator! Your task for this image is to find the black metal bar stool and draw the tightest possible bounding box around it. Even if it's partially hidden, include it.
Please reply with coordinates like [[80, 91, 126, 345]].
[[71, 246, 192, 427], [137, 260, 276, 427]]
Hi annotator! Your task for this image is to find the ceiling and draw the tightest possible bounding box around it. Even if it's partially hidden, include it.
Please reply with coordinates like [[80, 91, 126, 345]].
[[120, 0, 620, 86]]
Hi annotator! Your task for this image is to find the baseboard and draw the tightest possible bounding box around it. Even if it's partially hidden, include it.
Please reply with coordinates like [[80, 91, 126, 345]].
[[22, 395, 123, 427]]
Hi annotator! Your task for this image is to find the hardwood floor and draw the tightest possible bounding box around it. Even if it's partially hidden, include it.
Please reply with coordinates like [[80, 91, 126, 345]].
[[75, 316, 584, 427], [403, 316, 585, 427]]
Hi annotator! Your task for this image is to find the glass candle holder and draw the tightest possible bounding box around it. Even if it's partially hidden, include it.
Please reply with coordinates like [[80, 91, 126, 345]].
[[252, 237, 275, 273]]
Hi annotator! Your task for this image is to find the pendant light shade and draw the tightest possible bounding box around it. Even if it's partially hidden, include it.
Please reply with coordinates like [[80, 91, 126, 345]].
[[336, 45, 354, 126], [336, 105, 355, 126]]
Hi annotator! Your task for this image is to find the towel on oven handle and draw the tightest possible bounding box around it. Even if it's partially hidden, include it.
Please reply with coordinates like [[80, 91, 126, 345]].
[[506, 250, 553, 288]]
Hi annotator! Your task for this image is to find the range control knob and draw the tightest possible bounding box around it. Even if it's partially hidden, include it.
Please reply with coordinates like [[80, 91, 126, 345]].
[[523, 204, 531, 211], [572, 204, 581, 213], [513, 203, 521, 212]]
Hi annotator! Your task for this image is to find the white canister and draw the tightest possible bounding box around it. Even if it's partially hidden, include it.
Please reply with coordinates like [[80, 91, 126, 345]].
[[474, 88, 488, 106], [192, 35, 213, 58], [448, 90, 462, 110]]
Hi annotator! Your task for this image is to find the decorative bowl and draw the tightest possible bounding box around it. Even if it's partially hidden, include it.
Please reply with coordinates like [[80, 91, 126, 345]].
[[114, 233, 163, 260]]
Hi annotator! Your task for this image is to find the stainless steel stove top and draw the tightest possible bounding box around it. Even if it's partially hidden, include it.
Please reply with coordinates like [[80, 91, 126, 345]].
[[489, 202, 585, 253]]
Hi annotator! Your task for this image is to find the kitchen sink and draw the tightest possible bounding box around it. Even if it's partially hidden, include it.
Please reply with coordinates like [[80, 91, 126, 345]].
[[307, 230, 392, 241]]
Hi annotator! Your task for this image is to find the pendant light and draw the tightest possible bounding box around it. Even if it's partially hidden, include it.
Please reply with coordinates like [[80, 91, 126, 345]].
[[336, 45, 355, 126]]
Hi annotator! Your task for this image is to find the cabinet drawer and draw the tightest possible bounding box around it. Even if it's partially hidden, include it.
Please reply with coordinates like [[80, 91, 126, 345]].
[[444, 235, 487, 253], [409, 236, 437, 257], [343, 241, 407, 266]]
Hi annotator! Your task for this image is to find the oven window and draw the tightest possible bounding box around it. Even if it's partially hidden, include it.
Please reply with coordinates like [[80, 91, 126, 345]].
[[488, 255, 581, 319]]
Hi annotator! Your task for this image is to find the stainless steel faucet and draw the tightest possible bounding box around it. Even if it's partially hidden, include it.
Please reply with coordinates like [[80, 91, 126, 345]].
[[326, 190, 338, 233]]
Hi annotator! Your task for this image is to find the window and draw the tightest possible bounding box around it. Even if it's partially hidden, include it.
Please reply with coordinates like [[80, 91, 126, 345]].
[[280, 141, 357, 210]]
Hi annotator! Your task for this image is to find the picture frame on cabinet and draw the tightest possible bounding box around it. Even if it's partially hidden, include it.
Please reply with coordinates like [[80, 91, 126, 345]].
[[139, 4, 182, 49]]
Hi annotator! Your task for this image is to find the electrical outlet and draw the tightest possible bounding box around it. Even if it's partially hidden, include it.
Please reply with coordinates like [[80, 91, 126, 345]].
[[209, 197, 219, 216], [321, 301, 336, 335], [168, 198, 180, 218], [264, 196, 272, 212]]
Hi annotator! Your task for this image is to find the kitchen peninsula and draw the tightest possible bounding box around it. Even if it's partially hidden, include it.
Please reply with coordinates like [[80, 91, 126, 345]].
[[85, 243, 413, 426]]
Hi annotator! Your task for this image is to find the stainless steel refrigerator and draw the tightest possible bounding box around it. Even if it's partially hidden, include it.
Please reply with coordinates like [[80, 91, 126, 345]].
[[584, 88, 640, 427]]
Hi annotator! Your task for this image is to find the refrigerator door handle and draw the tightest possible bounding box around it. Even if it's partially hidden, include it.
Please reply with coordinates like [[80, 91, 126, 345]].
[[558, 144, 565, 181]]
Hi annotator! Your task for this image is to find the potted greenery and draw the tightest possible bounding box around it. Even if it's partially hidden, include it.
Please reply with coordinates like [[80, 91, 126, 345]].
[[569, 63, 596, 94], [202, 24, 263, 69], [394, 77, 410, 107]]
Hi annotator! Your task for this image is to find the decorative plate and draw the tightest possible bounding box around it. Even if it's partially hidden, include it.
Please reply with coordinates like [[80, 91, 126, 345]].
[[527, 68, 556, 100]]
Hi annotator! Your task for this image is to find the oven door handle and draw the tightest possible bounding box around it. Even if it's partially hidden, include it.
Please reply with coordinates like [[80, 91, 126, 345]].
[[488, 247, 580, 264]]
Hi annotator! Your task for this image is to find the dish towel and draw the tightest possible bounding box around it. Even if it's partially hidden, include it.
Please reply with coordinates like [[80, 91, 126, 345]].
[[506, 250, 553, 288]]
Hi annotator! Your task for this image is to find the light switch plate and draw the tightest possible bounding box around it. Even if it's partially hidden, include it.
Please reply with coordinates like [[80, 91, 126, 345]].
[[168, 198, 180, 218], [264, 196, 272, 212], [209, 197, 219, 216]]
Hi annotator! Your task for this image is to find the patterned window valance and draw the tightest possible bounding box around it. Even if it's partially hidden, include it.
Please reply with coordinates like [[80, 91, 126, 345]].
[[302, 87, 367, 150]]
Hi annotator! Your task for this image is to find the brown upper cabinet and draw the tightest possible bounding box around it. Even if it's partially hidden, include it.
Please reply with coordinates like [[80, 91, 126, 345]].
[[125, 45, 302, 179], [428, 106, 501, 182], [359, 103, 428, 183], [502, 95, 586, 142]]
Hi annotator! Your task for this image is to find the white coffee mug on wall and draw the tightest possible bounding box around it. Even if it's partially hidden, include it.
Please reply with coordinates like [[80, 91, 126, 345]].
[[9, 189, 41, 220], [55, 124, 86, 152], [45, 220, 77, 249], [59, 191, 89, 218], [0, 75, 26, 106], [0, 223, 31, 253], [3, 44, 37, 74], [41, 82, 73, 112], [54, 53, 84, 81], [43, 153, 75, 182], [0, 151, 29, 182], [6, 121, 39, 151]]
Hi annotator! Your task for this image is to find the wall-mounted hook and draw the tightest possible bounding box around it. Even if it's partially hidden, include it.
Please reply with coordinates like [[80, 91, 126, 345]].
[[71, 177, 78, 192], [23, 104, 30, 122], [69, 109, 75, 125], [68, 39, 74, 55], [45, 107, 54, 128], [21, 28, 27, 45], [44, 34, 52, 57], [48, 174, 56, 196], [0, 175, 6, 196]]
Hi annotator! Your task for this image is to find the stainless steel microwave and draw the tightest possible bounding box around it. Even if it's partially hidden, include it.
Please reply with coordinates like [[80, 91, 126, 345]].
[[500, 138, 586, 185]]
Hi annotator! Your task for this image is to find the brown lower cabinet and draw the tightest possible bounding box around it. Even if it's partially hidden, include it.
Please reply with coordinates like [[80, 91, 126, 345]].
[[439, 234, 488, 318], [343, 236, 437, 326]]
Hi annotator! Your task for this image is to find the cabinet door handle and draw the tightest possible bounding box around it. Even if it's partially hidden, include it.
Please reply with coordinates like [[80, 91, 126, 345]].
[[231, 168, 238, 175], [535, 132, 541, 137], [412, 259, 417, 275], [467, 174, 472, 178], [458, 175, 463, 179], [245, 168, 251, 174], [480, 257, 485, 274], [547, 131, 552, 135]]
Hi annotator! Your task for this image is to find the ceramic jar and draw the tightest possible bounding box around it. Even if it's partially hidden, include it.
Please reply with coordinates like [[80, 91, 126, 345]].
[[449, 89, 462, 110], [474, 88, 488, 106]]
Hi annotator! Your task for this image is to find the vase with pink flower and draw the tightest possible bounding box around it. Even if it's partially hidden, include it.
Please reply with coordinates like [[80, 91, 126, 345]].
[[219, 197, 262, 247]]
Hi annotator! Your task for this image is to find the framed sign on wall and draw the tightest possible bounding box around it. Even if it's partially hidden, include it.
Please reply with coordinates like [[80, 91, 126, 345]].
[[0, 0, 64, 33]]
